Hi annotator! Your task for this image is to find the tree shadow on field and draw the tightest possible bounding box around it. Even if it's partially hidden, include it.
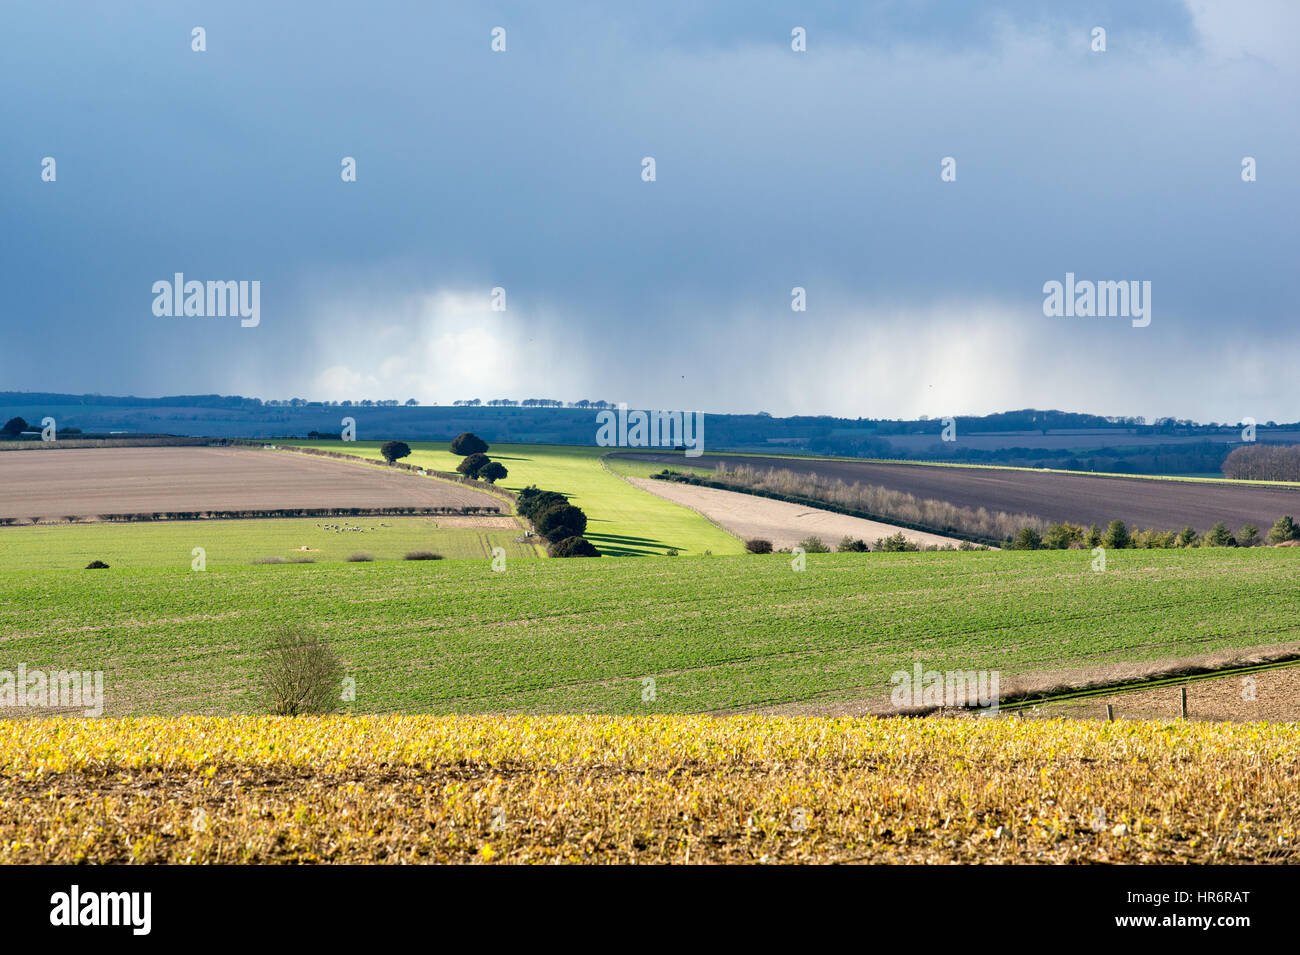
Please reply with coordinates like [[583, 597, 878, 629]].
[[583, 529, 678, 557]]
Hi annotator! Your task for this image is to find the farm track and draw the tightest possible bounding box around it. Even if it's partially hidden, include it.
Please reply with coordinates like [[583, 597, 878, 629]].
[[615, 452, 1300, 533]]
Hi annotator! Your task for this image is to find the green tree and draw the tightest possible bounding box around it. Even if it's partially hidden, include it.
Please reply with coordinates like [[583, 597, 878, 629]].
[[1085, 524, 1102, 547], [534, 503, 588, 540], [1043, 522, 1083, 549], [450, 432, 489, 455], [2, 416, 27, 436], [517, 487, 568, 521], [478, 460, 508, 484], [547, 535, 600, 557], [1268, 515, 1300, 543], [1101, 520, 1130, 549], [1205, 521, 1235, 547], [1175, 525, 1199, 548], [457, 452, 490, 478], [1013, 526, 1042, 550], [1238, 524, 1260, 547], [380, 440, 411, 464]]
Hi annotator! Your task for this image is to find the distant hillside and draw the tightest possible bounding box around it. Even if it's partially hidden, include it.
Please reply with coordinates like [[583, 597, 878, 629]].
[[3, 392, 1297, 476]]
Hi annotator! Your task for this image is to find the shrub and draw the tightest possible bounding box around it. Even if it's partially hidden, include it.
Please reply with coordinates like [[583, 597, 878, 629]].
[[1175, 525, 1199, 548], [1085, 524, 1103, 547], [478, 461, 508, 484], [404, 551, 444, 560], [837, 536, 870, 552], [797, 536, 831, 553], [1133, 528, 1175, 549], [1043, 522, 1084, 549], [1269, 515, 1300, 544], [380, 440, 412, 464], [1013, 526, 1042, 550], [873, 532, 918, 552], [745, 538, 773, 554], [2, 416, 28, 436], [262, 627, 343, 716], [1238, 524, 1260, 547], [535, 503, 588, 540], [665, 548, 679, 556], [450, 432, 489, 455], [1101, 520, 1130, 549], [457, 453, 491, 478], [84, 559, 109, 569], [548, 535, 600, 557], [346, 552, 374, 562], [1204, 522, 1236, 547]]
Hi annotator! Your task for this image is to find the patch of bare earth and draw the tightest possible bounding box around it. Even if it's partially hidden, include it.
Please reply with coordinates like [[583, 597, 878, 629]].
[[0, 446, 503, 521], [627, 477, 965, 550]]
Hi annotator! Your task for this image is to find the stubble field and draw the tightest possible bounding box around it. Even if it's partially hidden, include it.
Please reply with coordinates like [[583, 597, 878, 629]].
[[2, 715, 1295, 864]]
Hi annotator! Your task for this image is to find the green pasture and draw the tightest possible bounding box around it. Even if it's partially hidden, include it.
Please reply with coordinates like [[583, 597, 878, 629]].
[[2, 548, 1295, 715], [282, 441, 743, 556]]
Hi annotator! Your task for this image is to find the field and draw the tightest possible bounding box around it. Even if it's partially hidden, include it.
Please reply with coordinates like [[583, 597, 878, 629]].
[[284, 441, 744, 556], [627, 476, 965, 550], [0, 446, 504, 521], [615, 452, 1300, 533], [3, 549, 1296, 715], [0, 517, 537, 571], [1, 715, 1295, 863]]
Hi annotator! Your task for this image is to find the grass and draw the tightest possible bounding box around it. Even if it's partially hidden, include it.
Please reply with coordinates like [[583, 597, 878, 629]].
[[282, 441, 744, 556], [2, 548, 1295, 716], [602, 456, 716, 480], [0, 518, 536, 571], [2, 715, 1296, 863]]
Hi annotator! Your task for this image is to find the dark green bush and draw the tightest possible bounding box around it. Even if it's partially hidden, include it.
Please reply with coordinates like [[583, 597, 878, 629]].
[[548, 535, 600, 557], [450, 432, 489, 455]]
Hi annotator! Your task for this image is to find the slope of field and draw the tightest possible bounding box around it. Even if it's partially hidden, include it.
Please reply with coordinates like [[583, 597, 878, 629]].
[[0, 446, 503, 521], [3, 549, 1295, 715], [615, 452, 1300, 533], [284, 442, 743, 556], [627, 477, 966, 550], [3, 715, 1296, 863], [1029, 663, 1300, 722], [0, 517, 536, 571]]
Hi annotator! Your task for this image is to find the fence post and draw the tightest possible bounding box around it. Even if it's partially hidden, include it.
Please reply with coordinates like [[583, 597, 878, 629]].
[[1105, 703, 1113, 721], [1180, 686, 1187, 719]]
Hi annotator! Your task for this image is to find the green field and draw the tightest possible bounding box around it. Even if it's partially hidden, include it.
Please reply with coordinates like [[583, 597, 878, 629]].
[[0, 517, 538, 571], [283, 442, 744, 556], [3, 548, 1295, 715]]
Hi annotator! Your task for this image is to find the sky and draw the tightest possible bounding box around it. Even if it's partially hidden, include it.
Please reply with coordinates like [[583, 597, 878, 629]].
[[2, 1, 1296, 422]]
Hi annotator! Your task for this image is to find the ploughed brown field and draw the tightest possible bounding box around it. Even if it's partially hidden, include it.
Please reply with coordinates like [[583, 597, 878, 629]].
[[0, 447, 504, 521], [615, 452, 1300, 533]]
